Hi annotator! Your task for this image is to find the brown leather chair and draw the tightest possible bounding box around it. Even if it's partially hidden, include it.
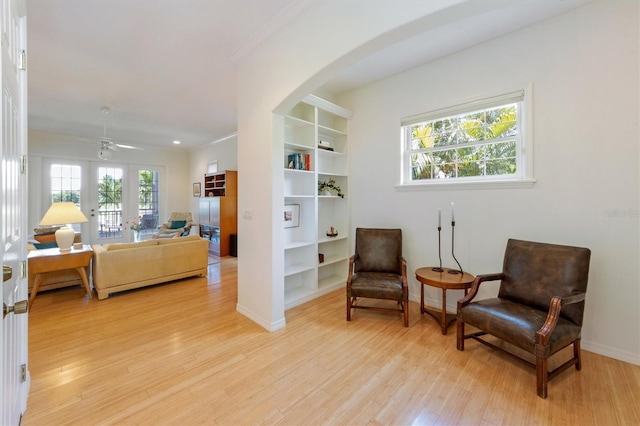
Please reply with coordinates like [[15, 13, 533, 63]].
[[346, 228, 409, 327], [457, 239, 591, 398]]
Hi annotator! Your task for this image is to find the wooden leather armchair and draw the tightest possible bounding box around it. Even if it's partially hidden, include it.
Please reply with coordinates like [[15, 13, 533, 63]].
[[346, 228, 409, 327], [457, 239, 591, 398]]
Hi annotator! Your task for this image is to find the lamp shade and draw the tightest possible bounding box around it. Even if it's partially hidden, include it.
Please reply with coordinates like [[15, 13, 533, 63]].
[[39, 203, 88, 252], [39, 202, 88, 226]]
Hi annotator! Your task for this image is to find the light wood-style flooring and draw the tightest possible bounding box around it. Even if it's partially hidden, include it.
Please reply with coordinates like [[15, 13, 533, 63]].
[[22, 257, 640, 425]]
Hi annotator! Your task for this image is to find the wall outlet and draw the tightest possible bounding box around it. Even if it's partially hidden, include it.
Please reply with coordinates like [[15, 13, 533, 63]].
[[243, 209, 253, 220]]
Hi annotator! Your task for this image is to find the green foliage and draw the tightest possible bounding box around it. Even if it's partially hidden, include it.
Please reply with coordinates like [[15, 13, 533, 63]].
[[138, 170, 156, 209], [52, 190, 80, 203], [410, 104, 518, 180], [98, 175, 122, 208], [318, 179, 344, 198]]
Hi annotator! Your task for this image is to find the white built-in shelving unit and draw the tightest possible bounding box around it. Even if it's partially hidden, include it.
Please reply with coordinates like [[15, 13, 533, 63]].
[[283, 95, 351, 310]]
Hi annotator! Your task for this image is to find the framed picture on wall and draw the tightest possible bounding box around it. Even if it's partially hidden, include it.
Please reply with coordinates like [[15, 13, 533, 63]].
[[284, 204, 300, 228], [193, 182, 201, 197]]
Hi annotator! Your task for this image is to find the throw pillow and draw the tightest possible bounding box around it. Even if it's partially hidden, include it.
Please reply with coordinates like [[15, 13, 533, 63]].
[[34, 233, 57, 243], [34, 242, 58, 249], [170, 220, 187, 229]]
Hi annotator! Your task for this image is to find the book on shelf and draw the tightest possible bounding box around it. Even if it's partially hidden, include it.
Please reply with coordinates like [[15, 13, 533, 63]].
[[287, 153, 311, 171]]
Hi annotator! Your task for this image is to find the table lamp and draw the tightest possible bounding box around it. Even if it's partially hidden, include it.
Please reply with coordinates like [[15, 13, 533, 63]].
[[39, 202, 88, 252]]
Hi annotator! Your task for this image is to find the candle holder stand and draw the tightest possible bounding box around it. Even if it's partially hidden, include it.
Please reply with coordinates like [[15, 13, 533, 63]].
[[432, 226, 444, 272], [449, 221, 463, 274]]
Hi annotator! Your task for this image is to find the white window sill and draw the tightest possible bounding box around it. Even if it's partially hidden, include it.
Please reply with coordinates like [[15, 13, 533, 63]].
[[395, 178, 536, 191]]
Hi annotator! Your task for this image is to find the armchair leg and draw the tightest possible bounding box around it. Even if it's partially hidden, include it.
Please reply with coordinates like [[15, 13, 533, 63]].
[[536, 356, 548, 399], [403, 301, 408, 327], [457, 320, 465, 351], [574, 340, 582, 371], [346, 295, 351, 322]]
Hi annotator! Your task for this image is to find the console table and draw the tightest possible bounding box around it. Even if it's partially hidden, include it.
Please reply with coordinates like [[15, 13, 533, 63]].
[[415, 267, 475, 335], [28, 245, 93, 308]]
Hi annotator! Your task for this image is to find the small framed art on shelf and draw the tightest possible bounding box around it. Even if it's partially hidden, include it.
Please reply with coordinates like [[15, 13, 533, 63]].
[[284, 204, 300, 228]]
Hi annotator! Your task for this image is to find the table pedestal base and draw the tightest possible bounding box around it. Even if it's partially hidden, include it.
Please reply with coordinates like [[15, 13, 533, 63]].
[[416, 267, 475, 335], [420, 287, 462, 335]]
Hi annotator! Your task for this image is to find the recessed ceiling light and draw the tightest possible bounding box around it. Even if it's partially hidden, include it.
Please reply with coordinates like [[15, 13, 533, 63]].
[[173, 140, 181, 145]]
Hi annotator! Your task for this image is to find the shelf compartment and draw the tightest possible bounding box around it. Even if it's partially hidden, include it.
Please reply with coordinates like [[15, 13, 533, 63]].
[[284, 169, 315, 197], [284, 241, 315, 250], [285, 147, 314, 171], [318, 237, 349, 264], [317, 149, 347, 175], [318, 198, 348, 243], [287, 103, 315, 124], [284, 262, 316, 277], [285, 268, 318, 310], [317, 105, 348, 134], [318, 260, 348, 290]]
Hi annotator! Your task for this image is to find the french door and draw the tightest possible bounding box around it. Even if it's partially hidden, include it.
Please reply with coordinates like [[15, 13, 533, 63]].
[[41, 161, 163, 246], [91, 162, 130, 244]]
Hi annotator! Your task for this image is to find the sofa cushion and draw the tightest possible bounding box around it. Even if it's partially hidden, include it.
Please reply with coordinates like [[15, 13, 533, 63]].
[[170, 220, 187, 229], [157, 235, 202, 245], [104, 240, 158, 251]]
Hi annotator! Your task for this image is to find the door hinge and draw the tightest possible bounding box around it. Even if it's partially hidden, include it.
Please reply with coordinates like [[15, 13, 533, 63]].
[[19, 50, 26, 70], [20, 260, 26, 279], [20, 364, 26, 383], [21, 155, 26, 174]]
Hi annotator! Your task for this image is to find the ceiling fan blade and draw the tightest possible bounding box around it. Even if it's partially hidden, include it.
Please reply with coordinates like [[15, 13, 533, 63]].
[[115, 143, 144, 150]]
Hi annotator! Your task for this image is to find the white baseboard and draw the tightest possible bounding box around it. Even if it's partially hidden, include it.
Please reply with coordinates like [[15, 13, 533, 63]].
[[236, 303, 286, 332], [582, 340, 640, 366]]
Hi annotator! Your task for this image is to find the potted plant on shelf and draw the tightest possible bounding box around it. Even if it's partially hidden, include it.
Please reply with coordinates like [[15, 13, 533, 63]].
[[318, 179, 344, 198]]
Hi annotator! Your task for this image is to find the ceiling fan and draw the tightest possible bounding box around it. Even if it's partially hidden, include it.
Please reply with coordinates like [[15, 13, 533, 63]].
[[82, 107, 144, 160]]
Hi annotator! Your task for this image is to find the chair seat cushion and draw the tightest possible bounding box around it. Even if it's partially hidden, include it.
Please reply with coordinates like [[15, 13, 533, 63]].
[[459, 298, 582, 356], [350, 272, 403, 300]]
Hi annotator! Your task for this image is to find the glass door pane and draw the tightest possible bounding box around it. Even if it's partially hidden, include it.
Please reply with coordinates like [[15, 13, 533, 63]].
[[95, 165, 125, 243], [138, 169, 159, 236]]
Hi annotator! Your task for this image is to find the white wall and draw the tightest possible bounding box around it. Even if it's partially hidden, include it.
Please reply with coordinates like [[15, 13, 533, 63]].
[[187, 135, 238, 221], [235, 0, 483, 331], [28, 129, 191, 241], [340, 1, 639, 364]]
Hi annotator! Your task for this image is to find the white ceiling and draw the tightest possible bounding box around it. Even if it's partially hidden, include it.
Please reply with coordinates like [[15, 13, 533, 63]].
[[27, 0, 591, 150]]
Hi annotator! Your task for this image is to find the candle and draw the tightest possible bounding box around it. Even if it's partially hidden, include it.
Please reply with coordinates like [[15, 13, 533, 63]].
[[451, 202, 455, 222], [438, 209, 441, 228]]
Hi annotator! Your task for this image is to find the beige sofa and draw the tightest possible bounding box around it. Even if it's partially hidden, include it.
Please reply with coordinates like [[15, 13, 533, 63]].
[[92, 235, 209, 300]]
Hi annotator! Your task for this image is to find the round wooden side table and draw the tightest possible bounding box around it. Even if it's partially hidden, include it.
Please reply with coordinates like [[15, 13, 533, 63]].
[[415, 267, 475, 335]]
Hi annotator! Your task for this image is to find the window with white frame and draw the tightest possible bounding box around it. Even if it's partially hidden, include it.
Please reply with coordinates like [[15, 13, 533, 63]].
[[401, 89, 532, 187]]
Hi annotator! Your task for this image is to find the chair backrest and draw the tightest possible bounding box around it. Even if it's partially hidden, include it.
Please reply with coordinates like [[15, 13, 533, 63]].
[[141, 214, 158, 230], [498, 239, 591, 325], [167, 212, 192, 224], [354, 228, 402, 274]]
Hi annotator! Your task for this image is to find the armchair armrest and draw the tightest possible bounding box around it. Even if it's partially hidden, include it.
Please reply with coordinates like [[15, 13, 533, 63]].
[[400, 256, 408, 300], [536, 292, 586, 346], [457, 273, 504, 309], [346, 254, 357, 288], [399, 256, 408, 282]]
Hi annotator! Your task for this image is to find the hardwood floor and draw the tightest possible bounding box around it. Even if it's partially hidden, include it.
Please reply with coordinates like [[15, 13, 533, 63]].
[[22, 257, 640, 425]]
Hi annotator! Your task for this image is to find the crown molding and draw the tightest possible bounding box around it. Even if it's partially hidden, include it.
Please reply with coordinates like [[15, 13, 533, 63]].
[[229, 0, 319, 64]]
